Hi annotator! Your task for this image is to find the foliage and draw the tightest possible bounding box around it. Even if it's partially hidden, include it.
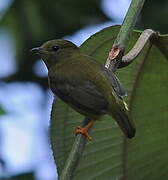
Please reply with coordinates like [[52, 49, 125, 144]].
[[1, 0, 168, 87], [1, 0, 168, 179], [51, 26, 168, 179]]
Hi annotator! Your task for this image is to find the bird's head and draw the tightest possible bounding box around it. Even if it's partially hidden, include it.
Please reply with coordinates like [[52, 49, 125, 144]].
[[31, 39, 79, 69]]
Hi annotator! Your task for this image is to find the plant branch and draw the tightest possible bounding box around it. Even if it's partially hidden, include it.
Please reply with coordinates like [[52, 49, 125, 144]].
[[59, 0, 146, 179], [119, 29, 159, 68], [105, 0, 146, 71], [59, 118, 91, 180]]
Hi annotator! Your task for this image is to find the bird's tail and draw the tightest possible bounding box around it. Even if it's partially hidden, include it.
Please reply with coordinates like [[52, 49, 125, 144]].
[[111, 106, 136, 138]]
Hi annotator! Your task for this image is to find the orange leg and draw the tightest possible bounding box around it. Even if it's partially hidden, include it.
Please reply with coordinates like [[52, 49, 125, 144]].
[[74, 120, 96, 140]]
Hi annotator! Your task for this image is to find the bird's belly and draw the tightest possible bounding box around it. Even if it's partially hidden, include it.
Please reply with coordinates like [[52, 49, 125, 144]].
[[50, 85, 106, 119], [48, 75, 107, 119], [55, 90, 105, 119]]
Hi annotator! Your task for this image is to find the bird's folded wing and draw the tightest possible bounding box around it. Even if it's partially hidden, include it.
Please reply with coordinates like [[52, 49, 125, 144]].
[[103, 68, 127, 98], [52, 79, 108, 115]]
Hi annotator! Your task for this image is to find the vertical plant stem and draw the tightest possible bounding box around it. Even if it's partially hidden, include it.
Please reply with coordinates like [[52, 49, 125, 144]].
[[59, 0, 146, 179], [59, 135, 87, 180], [59, 118, 91, 180], [105, 0, 146, 70], [114, 0, 146, 49]]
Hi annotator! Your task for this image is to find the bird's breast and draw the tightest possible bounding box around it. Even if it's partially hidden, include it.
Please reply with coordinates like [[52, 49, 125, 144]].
[[48, 75, 70, 102]]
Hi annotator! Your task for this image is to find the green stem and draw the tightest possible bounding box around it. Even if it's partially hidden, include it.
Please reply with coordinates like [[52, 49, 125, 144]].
[[105, 0, 146, 71], [59, 0, 146, 179], [59, 136, 87, 180], [114, 0, 146, 49], [59, 118, 91, 180], [119, 29, 158, 68]]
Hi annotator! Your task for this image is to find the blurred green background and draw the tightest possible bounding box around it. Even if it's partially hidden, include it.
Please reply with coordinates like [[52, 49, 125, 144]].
[[0, 0, 168, 179]]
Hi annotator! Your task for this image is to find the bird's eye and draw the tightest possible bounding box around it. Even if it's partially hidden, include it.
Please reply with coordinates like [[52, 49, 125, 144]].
[[52, 45, 60, 51]]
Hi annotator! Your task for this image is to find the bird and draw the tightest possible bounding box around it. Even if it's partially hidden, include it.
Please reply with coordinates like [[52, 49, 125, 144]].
[[31, 39, 135, 140]]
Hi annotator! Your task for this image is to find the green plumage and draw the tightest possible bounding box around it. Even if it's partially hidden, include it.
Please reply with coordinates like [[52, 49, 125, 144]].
[[31, 39, 136, 138]]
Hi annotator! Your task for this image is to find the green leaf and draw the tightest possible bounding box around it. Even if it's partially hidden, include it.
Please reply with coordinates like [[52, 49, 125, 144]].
[[50, 26, 168, 179]]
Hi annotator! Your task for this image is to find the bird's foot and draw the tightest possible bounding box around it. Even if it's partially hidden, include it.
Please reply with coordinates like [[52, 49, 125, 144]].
[[74, 126, 92, 141]]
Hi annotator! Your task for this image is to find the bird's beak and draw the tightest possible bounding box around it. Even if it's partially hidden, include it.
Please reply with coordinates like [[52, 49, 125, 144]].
[[30, 47, 44, 54]]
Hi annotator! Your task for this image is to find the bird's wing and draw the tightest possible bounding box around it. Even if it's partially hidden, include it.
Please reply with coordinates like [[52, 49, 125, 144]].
[[103, 68, 127, 98], [49, 76, 108, 115]]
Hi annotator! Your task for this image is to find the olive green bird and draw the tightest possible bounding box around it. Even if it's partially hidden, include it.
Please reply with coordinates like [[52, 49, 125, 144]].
[[31, 39, 135, 140]]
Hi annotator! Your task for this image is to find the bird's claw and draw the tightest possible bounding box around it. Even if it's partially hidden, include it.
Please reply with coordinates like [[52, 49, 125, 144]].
[[74, 127, 92, 141]]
